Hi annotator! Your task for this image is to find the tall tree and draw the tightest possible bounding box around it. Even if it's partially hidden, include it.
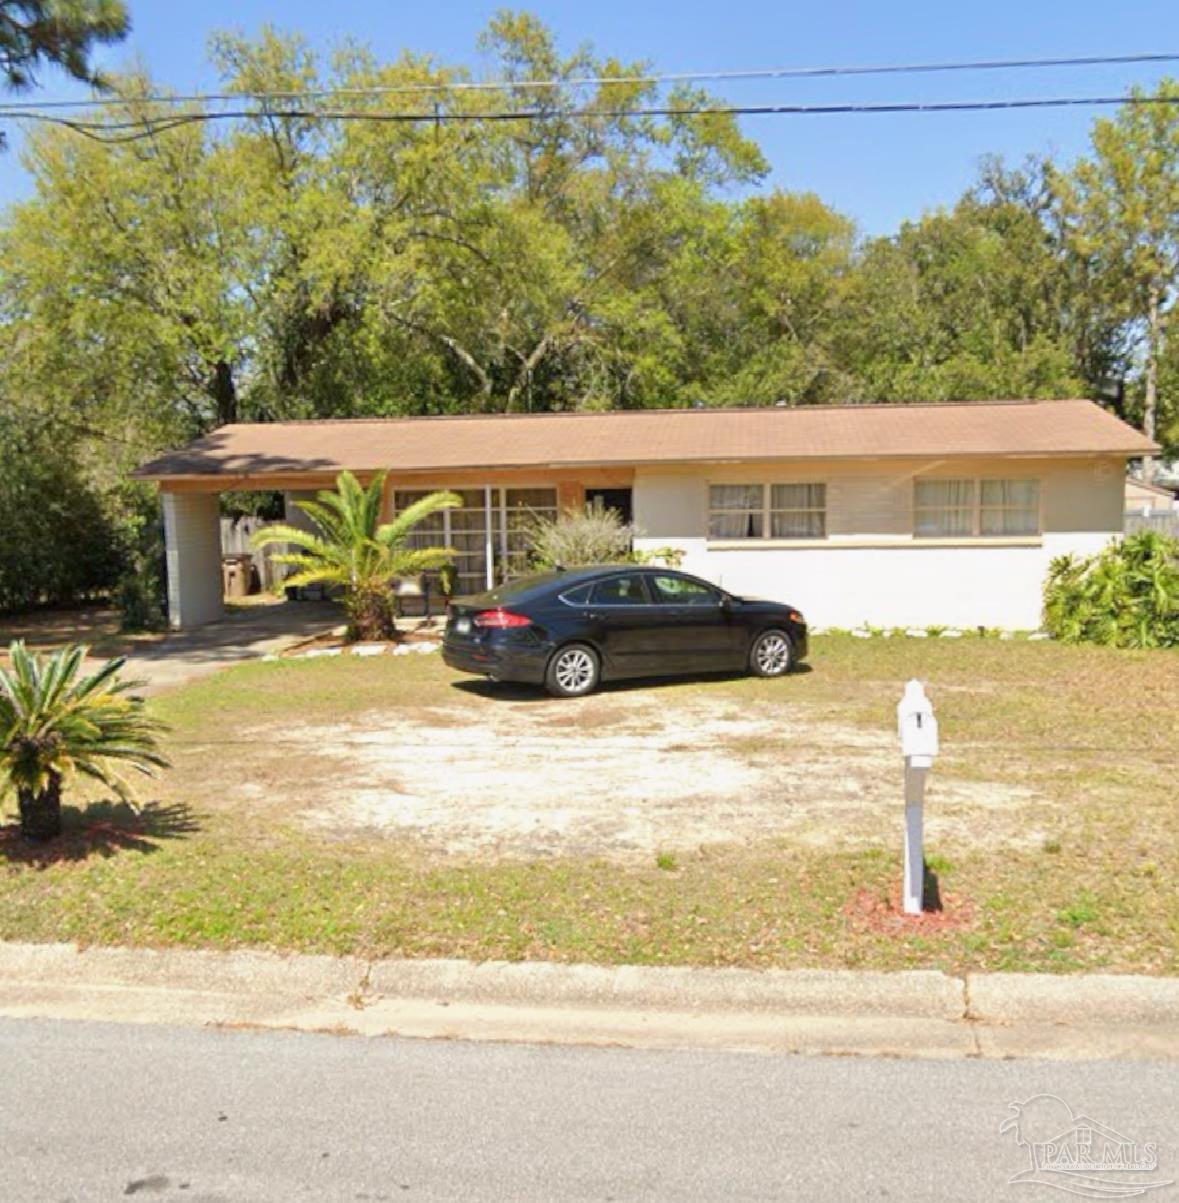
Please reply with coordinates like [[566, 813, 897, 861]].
[[0, 0, 128, 141], [1063, 81, 1179, 477]]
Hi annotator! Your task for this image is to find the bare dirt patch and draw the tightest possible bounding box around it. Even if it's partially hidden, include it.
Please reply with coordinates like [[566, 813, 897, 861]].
[[244, 689, 1048, 861]]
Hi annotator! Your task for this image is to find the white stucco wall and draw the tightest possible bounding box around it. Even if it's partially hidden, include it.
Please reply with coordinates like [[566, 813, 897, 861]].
[[632, 456, 1125, 630], [162, 491, 224, 630]]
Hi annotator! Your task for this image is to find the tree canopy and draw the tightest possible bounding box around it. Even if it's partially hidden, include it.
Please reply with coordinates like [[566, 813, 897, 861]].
[[0, 0, 128, 94], [0, 14, 1176, 609]]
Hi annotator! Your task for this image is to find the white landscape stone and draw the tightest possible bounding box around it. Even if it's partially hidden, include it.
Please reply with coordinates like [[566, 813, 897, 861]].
[[904, 628, 928, 638], [351, 644, 388, 657], [851, 629, 872, 639]]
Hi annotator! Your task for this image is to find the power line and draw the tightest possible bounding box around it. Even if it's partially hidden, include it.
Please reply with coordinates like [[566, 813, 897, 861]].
[[8, 92, 1179, 146], [2, 50, 1179, 112]]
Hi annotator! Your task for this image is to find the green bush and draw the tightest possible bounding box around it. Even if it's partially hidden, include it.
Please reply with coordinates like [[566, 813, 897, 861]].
[[526, 505, 634, 569], [1043, 531, 1179, 648], [0, 415, 124, 613]]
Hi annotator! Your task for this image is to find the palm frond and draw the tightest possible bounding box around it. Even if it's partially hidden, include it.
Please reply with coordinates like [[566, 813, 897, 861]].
[[378, 491, 463, 549]]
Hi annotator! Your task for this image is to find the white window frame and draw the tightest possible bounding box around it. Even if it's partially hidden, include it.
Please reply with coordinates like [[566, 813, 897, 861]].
[[393, 485, 558, 588], [913, 477, 1041, 538], [708, 482, 827, 541]]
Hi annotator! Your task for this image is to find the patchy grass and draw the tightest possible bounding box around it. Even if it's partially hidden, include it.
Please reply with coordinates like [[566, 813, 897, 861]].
[[0, 635, 1175, 975]]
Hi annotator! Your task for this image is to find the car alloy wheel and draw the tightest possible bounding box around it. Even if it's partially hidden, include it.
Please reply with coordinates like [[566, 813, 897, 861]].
[[547, 644, 599, 697], [751, 630, 792, 678]]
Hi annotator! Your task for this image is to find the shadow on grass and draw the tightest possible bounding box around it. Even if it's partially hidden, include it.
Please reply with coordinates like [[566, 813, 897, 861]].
[[0, 801, 200, 867], [450, 661, 815, 702], [923, 863, 944, 912]]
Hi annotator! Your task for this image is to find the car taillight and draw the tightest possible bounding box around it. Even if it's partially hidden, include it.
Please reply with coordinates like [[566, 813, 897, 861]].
[[472, 608, 532, 629]]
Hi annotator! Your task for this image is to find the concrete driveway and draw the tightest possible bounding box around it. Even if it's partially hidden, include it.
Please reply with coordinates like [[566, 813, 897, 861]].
[[121, 600, 341, 693]]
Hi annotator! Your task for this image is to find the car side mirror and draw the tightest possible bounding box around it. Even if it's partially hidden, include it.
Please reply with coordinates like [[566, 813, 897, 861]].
[[718, 594, 733, 611]]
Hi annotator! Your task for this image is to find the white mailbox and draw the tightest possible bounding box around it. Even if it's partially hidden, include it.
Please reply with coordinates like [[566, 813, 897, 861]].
[[897, 679, 939, 769], [896, 679, 938, 914]]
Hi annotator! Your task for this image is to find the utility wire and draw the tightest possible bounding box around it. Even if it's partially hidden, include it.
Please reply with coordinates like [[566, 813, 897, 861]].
[[9, 93, 1179, 146], [2, 50, 1179, 111]]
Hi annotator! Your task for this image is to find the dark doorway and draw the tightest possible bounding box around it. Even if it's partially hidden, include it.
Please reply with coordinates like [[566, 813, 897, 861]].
[[586, 488, 633, 525]]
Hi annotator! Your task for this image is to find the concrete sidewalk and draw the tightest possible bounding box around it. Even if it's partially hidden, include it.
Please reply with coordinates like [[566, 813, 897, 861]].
[[0, 943, 1176, 1060]]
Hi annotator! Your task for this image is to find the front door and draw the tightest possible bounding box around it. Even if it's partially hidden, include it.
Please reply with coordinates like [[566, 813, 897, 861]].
[[585, 488, 633, 525]]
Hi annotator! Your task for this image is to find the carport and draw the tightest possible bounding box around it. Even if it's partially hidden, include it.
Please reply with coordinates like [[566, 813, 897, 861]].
[[134, 419, 632, 629]]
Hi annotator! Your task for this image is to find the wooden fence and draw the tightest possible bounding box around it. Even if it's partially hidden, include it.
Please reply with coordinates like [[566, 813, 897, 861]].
[[1125, 513, 1179, 537]]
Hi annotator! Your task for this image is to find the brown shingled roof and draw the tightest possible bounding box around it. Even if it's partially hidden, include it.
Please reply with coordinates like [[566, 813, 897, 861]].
[[133, 399, 1158, 480]]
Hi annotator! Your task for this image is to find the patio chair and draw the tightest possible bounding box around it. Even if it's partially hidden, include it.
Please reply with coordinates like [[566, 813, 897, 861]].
[[392, 574, 431, 618]]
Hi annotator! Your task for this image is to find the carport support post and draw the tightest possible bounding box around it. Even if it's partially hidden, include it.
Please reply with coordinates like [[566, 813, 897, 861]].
[[161, 491, 224, 630]]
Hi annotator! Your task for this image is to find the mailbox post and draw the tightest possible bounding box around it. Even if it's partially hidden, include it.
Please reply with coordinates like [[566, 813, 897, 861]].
[[896, 679, 939, 915]]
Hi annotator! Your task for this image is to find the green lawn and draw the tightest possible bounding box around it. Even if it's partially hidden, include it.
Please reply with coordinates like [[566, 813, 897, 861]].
[[0, 635, 1175, 975]]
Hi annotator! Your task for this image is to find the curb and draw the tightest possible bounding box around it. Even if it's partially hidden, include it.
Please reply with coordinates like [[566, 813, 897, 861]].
[[0, 943, 1175, 1060]]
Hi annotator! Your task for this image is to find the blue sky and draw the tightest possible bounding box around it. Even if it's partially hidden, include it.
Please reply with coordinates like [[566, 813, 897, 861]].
[[4, 0, 1179, 235]]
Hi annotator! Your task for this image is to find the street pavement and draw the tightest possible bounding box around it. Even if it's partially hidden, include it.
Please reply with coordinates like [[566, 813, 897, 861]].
[[1, 1018, 1176, 1202]]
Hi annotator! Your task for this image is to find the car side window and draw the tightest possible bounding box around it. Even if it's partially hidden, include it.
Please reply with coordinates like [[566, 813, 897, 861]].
[[590, 574, 651, 606], [559, 583, 594, 607], [650, 574, 719, 607]]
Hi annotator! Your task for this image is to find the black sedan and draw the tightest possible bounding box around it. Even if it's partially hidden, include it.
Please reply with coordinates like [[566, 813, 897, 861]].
[[443, 565, 808, 697]]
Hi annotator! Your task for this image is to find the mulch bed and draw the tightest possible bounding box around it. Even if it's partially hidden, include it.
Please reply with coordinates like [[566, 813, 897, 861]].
[[842, 885, 976, 934]]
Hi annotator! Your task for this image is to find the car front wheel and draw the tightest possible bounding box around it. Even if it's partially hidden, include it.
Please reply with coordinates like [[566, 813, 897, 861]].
[[545, 643, 600, 698], [749, 629, 793, 678]]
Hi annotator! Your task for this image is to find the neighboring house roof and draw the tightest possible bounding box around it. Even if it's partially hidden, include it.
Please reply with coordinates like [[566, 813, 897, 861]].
[[1126, 477, 1178, 500], [133, 398, 1159, 480], [1125, 477, 1179, 511]]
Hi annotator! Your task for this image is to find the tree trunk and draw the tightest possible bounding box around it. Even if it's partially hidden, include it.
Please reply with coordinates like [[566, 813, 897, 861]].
[[17, 772, 63, 842], [346, 584, 396, 643], [1143, 282, 1160, 483], [211, 360, 238, 427]]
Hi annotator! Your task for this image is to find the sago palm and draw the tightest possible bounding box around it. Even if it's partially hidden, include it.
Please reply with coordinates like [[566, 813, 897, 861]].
[[252, 470, 461, 641], [0, 642, 170, 842]]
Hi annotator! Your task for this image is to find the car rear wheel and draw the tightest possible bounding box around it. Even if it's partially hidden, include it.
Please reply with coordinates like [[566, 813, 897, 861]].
[[749, 629, 793, 678], [545, 643, 600, 698]]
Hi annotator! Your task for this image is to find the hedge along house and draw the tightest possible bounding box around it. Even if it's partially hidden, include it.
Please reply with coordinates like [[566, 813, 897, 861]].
[[133, 398, 1156, 632]]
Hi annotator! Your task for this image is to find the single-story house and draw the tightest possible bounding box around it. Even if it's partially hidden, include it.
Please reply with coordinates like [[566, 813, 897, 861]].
[[1125, 476, 1179, 516], [133, 398, 1157, 631]]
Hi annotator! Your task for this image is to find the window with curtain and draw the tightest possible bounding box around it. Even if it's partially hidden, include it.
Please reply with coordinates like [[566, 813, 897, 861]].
[[770, 483, 827, 538], [980, 479, 1040, 535], [914, 480, 976, 537], [709, 483, 827, 539], [708, 485, 764, 538], [913, 478, 1040, 537]]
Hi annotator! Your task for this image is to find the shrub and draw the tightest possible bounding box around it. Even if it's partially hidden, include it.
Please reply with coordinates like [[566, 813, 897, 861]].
[[527, 505, 634, 569], [0, 642, 169, 841], [115, 501, 167, 632], [0, 414, 124, 613], [1043, 531, 1179, 648]]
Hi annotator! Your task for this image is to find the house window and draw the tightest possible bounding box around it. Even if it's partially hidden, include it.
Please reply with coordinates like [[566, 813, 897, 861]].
[[709, 483, 826, 540], [914, 478, 1040, 537], [709, 485, 764, 538], [980, 479, 1040, 535], [394, 486, 558, 591], [770, 483, 827, 538], [498, 487, 558, 579]]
